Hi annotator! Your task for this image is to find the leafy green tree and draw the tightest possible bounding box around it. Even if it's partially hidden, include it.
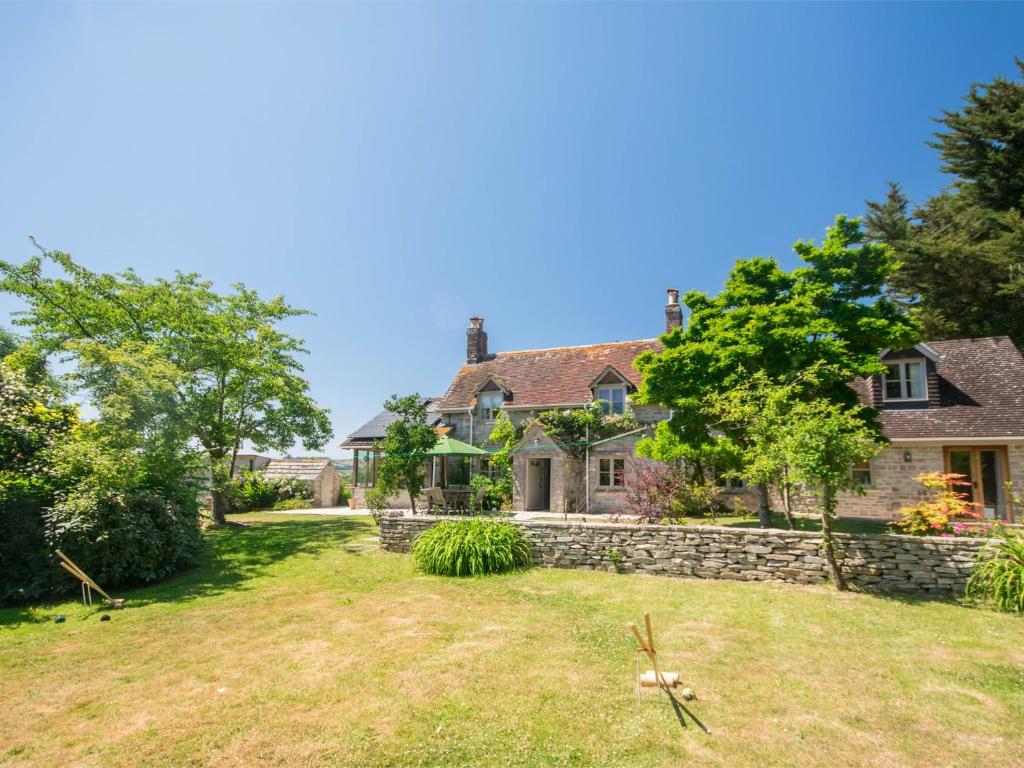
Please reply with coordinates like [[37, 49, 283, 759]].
[[781, 397, 883, 591], [0, 326, 16, 358], [706, 370, 800, 529], [635, 216, 915, 527], [0, 361, 77, 603], [45, 420, 204, 589], [866, 60, 1024, 343], [375, 394, 438, 515], [0, 244, 332, 523], [479, 411, 517, 508]]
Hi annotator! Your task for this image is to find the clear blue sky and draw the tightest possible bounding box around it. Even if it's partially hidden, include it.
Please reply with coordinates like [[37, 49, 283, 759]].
[[1, 3, 1022, 457]]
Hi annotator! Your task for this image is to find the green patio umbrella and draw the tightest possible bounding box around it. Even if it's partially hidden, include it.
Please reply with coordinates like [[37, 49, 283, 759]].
[[425, 435, 489, 488], [425, 435, 490, 457]]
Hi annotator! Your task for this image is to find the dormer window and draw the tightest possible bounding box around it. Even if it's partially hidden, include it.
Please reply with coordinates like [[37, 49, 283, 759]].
[[883, 360, 927, 401], [478, 392, 503, 421], [595, 385, 626, 415]]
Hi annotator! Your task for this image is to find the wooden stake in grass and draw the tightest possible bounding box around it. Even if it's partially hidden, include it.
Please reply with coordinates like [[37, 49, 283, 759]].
[[626, 612, 689, 699], [56, 550, 124, 608]]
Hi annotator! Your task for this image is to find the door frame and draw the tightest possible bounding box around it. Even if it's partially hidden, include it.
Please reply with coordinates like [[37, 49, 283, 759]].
[[526, 458, 551, 511], [942, 445, 1012, 522]]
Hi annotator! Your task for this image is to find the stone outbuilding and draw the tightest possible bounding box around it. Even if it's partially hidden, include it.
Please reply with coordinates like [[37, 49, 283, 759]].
[[263, 458, 341, 508]]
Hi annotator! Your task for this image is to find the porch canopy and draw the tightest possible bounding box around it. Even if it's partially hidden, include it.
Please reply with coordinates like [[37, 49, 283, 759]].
[[425, 435, 489, 488]]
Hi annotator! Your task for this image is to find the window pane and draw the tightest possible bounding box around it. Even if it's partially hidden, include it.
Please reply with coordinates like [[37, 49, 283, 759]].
[[905, 361, 923, 398], [612, 389, 624, 414], [613, 459, 625, 486], [884, 364, 903, 399], [852, 461, 871, 486], [599, 459, 610, 486]]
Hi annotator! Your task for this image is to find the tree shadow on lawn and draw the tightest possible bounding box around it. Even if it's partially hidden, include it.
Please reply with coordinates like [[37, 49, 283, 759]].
[[0, 518, 370, 626], [130, 517, 370, 606]]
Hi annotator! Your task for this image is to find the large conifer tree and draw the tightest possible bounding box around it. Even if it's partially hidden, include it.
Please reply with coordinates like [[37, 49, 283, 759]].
[[866, 60, 1024, 343]]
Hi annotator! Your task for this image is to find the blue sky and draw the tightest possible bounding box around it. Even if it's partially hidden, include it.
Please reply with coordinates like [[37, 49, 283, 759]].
[[1, 3, 1022, 457]]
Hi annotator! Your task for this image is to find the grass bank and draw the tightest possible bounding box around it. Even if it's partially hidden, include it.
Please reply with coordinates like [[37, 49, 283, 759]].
[[1, 514, 1020, 767]]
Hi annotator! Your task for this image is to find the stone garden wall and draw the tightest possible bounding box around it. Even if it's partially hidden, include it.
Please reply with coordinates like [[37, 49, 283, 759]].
[[378, 515, 987, 594]]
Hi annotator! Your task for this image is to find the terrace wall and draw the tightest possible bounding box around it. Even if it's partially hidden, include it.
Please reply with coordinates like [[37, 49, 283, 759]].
[[378, 515, 987, 594]]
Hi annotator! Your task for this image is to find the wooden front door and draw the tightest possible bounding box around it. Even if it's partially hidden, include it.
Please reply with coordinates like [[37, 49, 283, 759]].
[[943, 446, 1012, 521]]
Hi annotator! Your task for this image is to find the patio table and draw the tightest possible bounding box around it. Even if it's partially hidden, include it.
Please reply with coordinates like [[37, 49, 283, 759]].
[[442, 489, 472, 514]]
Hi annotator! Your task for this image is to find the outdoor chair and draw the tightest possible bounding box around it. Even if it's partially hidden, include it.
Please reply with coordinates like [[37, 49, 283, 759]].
[[426, 487, 447, 515], [472, 486, 488, 514]]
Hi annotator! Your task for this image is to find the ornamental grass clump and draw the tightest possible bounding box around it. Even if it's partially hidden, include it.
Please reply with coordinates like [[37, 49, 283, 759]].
[[411, 519, 531, 577], [966, 534, 1024, 613]]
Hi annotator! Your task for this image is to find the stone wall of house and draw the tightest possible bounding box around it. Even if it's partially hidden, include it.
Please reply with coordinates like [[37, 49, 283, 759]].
[[1008, 444, 1024, 506], [827, 443, 942, 520], [378, 515, 986, 594], [587, 433, 650, 515]]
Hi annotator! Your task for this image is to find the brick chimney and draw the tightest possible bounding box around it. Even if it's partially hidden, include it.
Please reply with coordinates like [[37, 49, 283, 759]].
[[466, 317, 488, 363], [665, 288, 683, 333]]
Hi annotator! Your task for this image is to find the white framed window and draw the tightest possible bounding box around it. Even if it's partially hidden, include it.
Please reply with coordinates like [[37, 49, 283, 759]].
[[478, 392, 503, 421], [598, 458, 625, 488], [851, 461, 873, 487], [595, 385, 626, 415], [883, 360, 927, 401]]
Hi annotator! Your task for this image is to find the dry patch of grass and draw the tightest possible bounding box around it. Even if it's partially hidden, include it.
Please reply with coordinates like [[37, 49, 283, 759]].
[[2, 513, 1022, 767]]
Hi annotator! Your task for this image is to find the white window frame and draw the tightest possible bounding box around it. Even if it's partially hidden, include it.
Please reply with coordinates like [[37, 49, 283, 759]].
[[477, 392, 503, 421], [594, 385, 627, 416], [882, 359, 928, 402], [598, 457, 626, 488], [851, 460, 873, 487]]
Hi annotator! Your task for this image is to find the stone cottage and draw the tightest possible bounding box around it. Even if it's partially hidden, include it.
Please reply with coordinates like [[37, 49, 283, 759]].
[[344, 291, 1024, 522], [263, 458, 341, 508], [835, 337, 1024, 521]]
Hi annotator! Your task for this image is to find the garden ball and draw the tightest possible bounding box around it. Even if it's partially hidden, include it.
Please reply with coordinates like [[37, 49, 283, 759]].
[[54, 615, 65, 624], [100, 614, 111, 622]]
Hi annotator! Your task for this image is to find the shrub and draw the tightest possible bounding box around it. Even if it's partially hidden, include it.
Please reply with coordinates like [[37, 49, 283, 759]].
[[623, 459, 721, 522], [228, 471, 280, 511], [966, 534, 1024, 613], [892, 472, 978, 535], [364, 487, 391, 525], [46, 488, 202, 587], [229, 473, 313, 512], [411, 519, 531, 576], [272, 497, 311, 511], [470, 473, 505, 512]]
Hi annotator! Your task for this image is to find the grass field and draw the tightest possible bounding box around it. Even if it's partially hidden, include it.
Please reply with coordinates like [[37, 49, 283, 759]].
[[2, 514, 1021, 767]]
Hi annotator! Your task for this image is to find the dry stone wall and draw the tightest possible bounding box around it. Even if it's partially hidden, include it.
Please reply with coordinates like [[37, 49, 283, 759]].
[[378, 515, 986, 594]]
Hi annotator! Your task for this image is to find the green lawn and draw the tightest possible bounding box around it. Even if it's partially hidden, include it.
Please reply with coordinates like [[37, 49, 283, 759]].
[[2, 514, 1021, 767]]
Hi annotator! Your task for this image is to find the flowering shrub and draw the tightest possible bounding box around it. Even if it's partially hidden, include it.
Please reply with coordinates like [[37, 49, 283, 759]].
[[892, 472, 979, 536], [622, 459, 720, 522], [949, 520, 1006, 538], [229, 472, 312, 512]]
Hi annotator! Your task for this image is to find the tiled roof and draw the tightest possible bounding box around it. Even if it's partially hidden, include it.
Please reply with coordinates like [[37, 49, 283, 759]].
[[342, 397, 443, 447], [857, 336, 1024, 439], [439, 339, 662, 409], [264, 458, 333, 480]]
